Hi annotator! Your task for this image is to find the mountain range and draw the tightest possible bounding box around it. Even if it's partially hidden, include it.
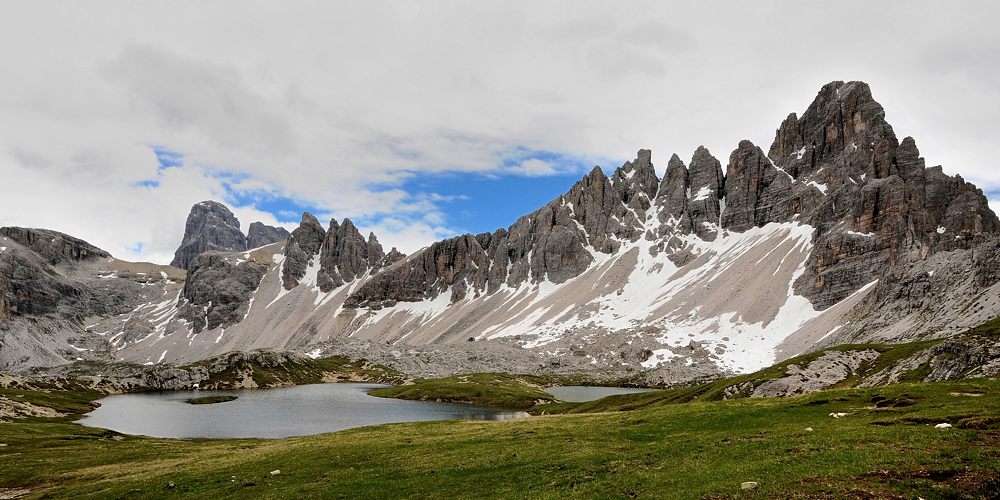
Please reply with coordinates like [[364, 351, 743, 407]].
[[2, 81, 999, 383]]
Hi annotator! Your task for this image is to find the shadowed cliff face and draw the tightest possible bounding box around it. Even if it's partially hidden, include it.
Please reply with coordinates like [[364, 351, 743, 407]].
[[771, 82, 999, 308], [170, 201, 247, 271], [0, 227, 114, 320], [279, 212, 401, 293], [170, 201, 289, 271], [342, 82, 998, 311], [247, 222, 289, 250], [178, 253, 268, 333]]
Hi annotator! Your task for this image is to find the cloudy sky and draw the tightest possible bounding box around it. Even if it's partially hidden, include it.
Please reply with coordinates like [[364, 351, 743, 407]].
[[2, 1, 998, 264]]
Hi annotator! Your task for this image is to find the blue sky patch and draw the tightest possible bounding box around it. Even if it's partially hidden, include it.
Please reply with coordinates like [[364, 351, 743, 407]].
[[393, 149, 622, 234], [135, 143, 624, 241], [132, 179, 160, 189], [151, 145, 184, 170]]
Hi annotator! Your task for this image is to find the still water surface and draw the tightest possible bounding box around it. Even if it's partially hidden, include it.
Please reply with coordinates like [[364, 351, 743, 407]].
[[544, 385, 659, 402], [79, 383, 526, 439]]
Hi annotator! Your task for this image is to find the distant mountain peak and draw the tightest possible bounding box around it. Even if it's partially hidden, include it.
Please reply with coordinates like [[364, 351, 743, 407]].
[[170, 201, 290, 270]]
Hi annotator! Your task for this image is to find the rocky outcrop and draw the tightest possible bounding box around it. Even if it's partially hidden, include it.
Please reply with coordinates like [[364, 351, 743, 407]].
[[280, 213, 397, 292], [177, 253, 268, 333], [316, 219, 386, 292], [685, 147, 725, 240], [656, 154, 688, 227], [0, 228, 128, 322], [247, 222, 289, 249], [170, 201, 248, 270], [751, 350, 880, 397], [345, 150, 667, 309], [33, 350, 404, 392], [345, 82, 998, 312], [280, 212, 326, 289], [779, 82, 999, 308], [860, 335, 1000, 386], [1, 227, 109, 264], [720, 140, 794, 232]]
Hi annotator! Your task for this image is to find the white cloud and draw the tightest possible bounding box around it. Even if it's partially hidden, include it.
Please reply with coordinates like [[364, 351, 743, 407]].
[[507, 159, 560, 177], [1, 1, 999, 262]]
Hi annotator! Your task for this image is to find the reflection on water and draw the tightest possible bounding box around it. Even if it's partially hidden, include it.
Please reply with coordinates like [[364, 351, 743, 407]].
[[544, 385, 659, 403], [79, 383, 527, 439]]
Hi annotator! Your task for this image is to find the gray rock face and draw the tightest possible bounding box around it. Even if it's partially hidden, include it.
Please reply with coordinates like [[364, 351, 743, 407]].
[[280, 213, 396, 292], [170, 201, 247, 270], [0, 228, 169, 371], [0, 227, 109, 264], [345, 150, 670, 308], [343, 81, 998, 316], [316, 219, 386, 292], [280, 212, 326, 289], [656, 153, 688, 227], [685, 146, 725, 239], [751, 350, 880, 397], [0, 228, 120, 322], [177, 253, 268, 333], [247, 222, 289, 249], [779, 82, 1000, 308], [719, 140, 792, 231]]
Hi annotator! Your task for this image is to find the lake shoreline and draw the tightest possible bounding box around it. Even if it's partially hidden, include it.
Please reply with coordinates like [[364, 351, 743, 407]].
[[77, 383, 528, 439]]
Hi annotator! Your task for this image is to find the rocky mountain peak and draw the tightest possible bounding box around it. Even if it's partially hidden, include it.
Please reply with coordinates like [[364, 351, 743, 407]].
[[345, 81, 999, 316], [656, 153, 688, 224], [278, 214, 392, 293], [170, 201, 247, 270], [384, 247, 405, 266], [317, 217, 363, 290], [720, 140, 789, 233], [246, 222, 290, 249], [280, 212, 327, 289], [764, 81, 1000, 308], [171, 201, 290, 270], [0, 227, 109, 264], [769, 80, 894, 181], [367, 232, 387, 268], [685, 146, 725, 239], [300, 212, 322, 228], [613, 149, 659, 211]]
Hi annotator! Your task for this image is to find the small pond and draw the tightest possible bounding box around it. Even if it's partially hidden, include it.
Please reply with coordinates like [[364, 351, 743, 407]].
[[544, 385, 660, 403], [79, 383, 526, 439]]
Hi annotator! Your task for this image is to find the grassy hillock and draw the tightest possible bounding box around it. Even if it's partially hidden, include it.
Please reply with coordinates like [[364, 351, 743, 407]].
[[533, 339, 950, 415], [185, 353, 409, 389], [368, 373, 558, 409]]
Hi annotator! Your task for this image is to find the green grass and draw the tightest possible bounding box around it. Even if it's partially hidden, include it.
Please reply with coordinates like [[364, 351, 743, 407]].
[[186, 395, 238, 405], [0, 386, 102, 421], [2, 318, 998, 497], [968, 315, 1000, 338], [0, 380, 997, 498], [532, 338, 959, 416], [369, 373, 558, 409]]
